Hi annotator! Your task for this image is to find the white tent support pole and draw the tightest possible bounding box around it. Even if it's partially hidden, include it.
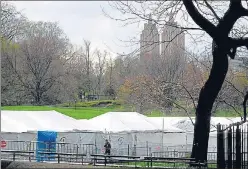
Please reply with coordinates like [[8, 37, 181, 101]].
[[162, 118, 164, 152], [94, 133, 97, 154], [186, 133, 187, 152]]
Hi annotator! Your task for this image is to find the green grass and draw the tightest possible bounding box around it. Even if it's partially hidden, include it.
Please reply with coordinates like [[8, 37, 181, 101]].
[[213, 109, 241, 117], [116, 161, 216, 168], [2, 105, 128, 119], [2, 104, 241, 119], [146, 109, 241, 117], [123, 161, 187, 168]]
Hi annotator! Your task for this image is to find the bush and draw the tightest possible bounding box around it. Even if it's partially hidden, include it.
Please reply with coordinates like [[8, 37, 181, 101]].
[[58, 100, 123, 108]]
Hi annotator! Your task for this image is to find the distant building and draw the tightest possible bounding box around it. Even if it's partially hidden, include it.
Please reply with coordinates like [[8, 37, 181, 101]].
[[140, 14, 160, 63], [161, 15, 185, 61], [160, 14, 186, 79], [139, 14, 186, 79]]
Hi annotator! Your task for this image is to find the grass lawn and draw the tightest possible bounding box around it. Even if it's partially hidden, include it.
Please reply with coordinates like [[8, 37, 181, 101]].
[[2, 105, 241, 119], [2, 105, 130, 119]]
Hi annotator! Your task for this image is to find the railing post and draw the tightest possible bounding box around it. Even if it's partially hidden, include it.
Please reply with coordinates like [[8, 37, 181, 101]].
[[93, 155, 96, 166], [58, 154, 60, 163], [128, 144, 129, 157], [150, 157, 153, 168], [128, 144, 130, 165], [227, 127, 233, 169], [76, 144, 79, 163], [13, 152, 16, 161], [217, 124, 225, 169], [145, 141, 148, 155], [236, 124, 241, 169], [104, 155, 107, 166], [246, 124, 248, 169]]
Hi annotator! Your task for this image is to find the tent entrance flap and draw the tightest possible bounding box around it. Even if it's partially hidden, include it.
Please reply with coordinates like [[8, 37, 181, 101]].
[[36, 131, 57, 162]]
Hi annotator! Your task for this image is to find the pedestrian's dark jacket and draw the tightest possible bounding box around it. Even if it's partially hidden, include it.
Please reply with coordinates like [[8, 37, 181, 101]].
[[104, 142, 111, 150]]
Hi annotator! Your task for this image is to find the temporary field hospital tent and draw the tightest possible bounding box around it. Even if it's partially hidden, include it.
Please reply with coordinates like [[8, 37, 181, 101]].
[[89, 111, 167, 132], [148, 116, 244, 157], [87, 112, 187, 156], [1, 110, 104, 157], [2, 110, 241, 158], [1, 110, 101, 132]]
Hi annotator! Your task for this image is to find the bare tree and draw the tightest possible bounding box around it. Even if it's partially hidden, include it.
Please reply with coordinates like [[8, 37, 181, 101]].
[[1, 2, 27, 41], [83, 40, 92, 95], [95, 49, 107, 96], [1, 2, 28, 105], [104, 56, 117, 99], [8, 21, 69, 105]]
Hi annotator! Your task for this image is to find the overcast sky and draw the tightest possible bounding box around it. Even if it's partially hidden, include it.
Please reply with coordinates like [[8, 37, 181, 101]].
[[11, 1, 143, 57], [11, 1, 212, 58]]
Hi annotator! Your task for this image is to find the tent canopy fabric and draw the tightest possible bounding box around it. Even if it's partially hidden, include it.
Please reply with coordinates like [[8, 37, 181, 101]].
[[2, 110, 243, 134], [1, 110, 96, 132], [88, 112, 184, 133], [149, 117, 244, 133], [76, 119, 99, 131]]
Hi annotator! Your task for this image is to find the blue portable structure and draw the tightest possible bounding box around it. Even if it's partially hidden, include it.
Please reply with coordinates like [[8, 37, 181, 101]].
[[36, 131, 57, 162]]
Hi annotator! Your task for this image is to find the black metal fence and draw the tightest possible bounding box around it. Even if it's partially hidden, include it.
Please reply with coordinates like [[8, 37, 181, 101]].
[[217, 123, 248, 169], [1, 140, 95, 163]]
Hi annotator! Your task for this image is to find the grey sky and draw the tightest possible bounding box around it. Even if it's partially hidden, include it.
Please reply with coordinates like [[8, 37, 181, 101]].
[[12, 1, 141, 57], [11, 1, 210, 57]]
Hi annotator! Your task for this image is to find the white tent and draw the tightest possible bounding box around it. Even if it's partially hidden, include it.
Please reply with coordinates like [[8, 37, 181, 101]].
[[5, 110, 243, 157], [1, 110, 103, 155], [76, 119, 99, 131], [146, 117, 243, 133], [148, 117, 188, 132], [1, 110, 95, 132], [88, 112, 184, 133], [87, 112, 187, 156], [148, 117, 188, 125]]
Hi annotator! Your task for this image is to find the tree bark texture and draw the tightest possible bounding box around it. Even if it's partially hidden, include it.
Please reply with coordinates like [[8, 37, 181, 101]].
[[190, 44, 228, 165]]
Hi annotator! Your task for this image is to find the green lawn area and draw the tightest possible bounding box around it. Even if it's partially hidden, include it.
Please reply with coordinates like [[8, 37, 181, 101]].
[[2, 105, 129, 119], [213, 109, 241, 117], [2, 105, 241, 119]]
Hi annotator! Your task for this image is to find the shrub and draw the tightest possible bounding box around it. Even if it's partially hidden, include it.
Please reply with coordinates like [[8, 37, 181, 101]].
[[58, 100, 123, 108]]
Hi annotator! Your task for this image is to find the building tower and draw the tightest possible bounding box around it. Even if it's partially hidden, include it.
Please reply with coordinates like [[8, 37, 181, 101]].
[[140, 14, 160, 63], [160, 13, 186, 80]]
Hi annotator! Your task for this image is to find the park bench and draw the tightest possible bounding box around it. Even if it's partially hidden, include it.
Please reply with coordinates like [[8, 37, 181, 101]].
[[91, 154, 141, 167], [38, 151, 86, 164], [1, 150, 35, 162]]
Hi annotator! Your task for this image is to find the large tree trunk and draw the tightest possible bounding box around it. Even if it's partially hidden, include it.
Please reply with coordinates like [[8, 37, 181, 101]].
[[190, 44, 228, 165]]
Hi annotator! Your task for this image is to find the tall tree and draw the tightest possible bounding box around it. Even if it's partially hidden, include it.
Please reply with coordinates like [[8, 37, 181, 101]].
[[183, 0, 248, 164], [9, 21, 69, 105], [104, 0, 248, 164], [83, 40, 92, 94], [95, 49, 107, 95], [1, 2, 28, 105]]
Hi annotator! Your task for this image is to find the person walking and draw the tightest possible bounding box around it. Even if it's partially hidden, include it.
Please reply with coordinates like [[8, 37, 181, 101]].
[[104, 139, 111, 155]]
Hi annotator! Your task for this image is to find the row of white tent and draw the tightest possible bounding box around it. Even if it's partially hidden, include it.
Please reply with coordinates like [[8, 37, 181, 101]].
[[1, 110, 247, 157], [1, 110, 244, 133]]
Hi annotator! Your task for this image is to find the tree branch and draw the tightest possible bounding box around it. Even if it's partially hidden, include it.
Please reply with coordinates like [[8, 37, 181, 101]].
[[232, 37, 248, 49], [217, 0, 245, 37], [183, 0, 217, 38], [203, 0, 220, 21]]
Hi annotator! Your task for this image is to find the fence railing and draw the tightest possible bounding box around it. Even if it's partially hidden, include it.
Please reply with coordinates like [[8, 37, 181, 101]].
[[1, 140, 95, 163], [1, 138, 222, 168], [217, 123, 248, 169]]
